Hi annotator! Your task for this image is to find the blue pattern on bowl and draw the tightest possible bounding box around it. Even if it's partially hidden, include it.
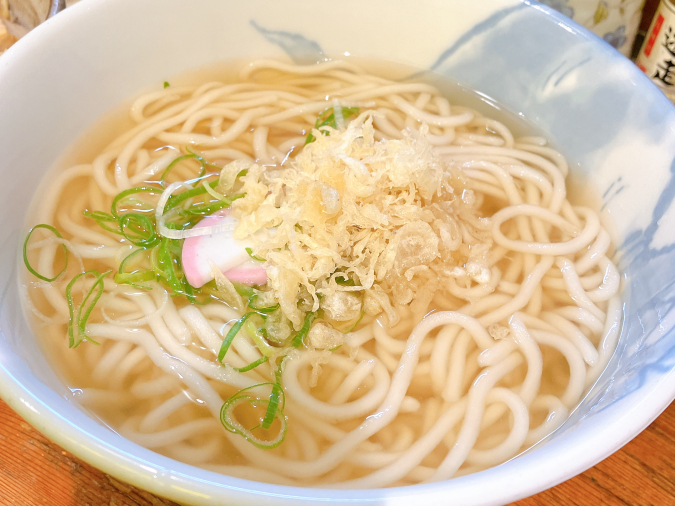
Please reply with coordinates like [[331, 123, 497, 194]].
[[418, 2, 675, 437], [250, 20, 325, 65]]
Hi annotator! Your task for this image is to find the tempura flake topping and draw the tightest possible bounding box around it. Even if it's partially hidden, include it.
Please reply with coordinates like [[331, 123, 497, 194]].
[[228, 113, 492, 329]]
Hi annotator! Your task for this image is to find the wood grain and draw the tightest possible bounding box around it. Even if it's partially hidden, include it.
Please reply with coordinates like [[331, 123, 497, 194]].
[[0, 399, 673, 506]]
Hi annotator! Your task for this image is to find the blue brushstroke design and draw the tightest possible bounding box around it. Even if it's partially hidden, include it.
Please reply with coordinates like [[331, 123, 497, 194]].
[[601, 181, 624, 212], [418, 0, 675, 439], [553, 56, 591, 87], [602, 177, 621, 199], [623, 156, 675, 260], [250, 20, 324, 65], [549, 152, 675, 434], [542, 59, 568, 91], [428, 4, 526, 71]]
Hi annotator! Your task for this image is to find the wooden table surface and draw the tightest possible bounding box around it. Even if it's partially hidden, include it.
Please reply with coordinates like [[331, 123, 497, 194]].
[[1, 400, 674, 506]]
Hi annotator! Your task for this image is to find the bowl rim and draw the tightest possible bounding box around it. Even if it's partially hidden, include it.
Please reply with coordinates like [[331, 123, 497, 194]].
[[1, 0, 675, 504]]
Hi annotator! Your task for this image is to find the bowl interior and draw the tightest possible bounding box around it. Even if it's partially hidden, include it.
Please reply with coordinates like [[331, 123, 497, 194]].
[[1, 0, 675, 505]]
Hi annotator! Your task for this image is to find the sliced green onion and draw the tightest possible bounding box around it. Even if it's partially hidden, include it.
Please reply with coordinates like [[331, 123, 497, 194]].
[[232, 282, 256, 298], [162, 149, 223, 189], [262, 360, 284, 429], [177, 193, 244, 217], [23, 224, 69, 282], [220, 383, 287, 449], [345, 308, 366, 333], [154, 237, 185, 295], [232, 282, 279, 315], [164, 180, 219, 213], [160, 238, 186, 294], [163, 81, 170, 88], [66, 269, 111, 348], [248, 299, 279, 314], [245, 247, 266, 262], [160, 154, 205, 185], [202, 179, 231, 202], [119, 213, 160, 248], [232, 356, 269, 372], [335, 274, 356, 286], [155, 239, 179, 291], [117, 247, 146, 272], [182, 277, 211, 306], [152, 237, 206, 301], [305, 106, 360, 144], [114, 248, 155, 289], [218, 312, 257, 362], [111, 186, 162, 218], [248, 304, 279, 315], [220, 382, 275, 433], [114, 270, 155, 289], [149, 245, 161, 275], [82, 210, 122, 235], [292, 312, 317, 348], [244, 319, 276, 357]]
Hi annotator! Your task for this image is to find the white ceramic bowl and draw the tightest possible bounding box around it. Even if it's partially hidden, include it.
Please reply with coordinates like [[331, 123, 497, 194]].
[[1, 0, 675, 504]]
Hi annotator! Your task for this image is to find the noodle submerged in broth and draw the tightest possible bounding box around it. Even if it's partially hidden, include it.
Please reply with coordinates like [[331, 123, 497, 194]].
[[22, 59, 623, 487]]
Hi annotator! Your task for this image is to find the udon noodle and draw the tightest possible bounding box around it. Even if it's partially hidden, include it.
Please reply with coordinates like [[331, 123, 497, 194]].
[[22, 59, 622, 487]]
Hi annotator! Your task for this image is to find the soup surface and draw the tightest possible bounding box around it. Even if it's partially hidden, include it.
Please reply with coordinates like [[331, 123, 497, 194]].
[[21, 59, 622, 487]]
